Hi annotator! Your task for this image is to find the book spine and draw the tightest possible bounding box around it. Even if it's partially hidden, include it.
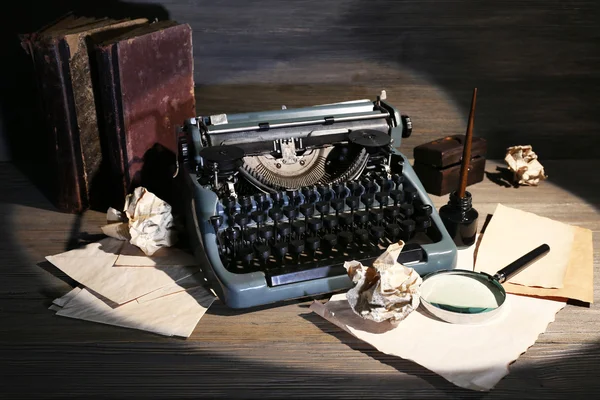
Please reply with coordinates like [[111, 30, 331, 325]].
[[94, 43, 129, 209], [22, 36, 88, 213], [68, 34, 103, 210]]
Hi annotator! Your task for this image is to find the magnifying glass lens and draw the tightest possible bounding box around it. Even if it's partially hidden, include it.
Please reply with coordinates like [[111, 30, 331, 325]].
[[421, 273, 503, 314]]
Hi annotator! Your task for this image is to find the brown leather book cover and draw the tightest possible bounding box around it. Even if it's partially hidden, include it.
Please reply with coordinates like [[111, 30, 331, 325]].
[[20, 15, 147, 213], [94, 21, 196, 209]]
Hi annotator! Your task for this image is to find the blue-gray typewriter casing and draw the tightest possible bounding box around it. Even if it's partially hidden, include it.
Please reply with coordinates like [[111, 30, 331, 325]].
[[179, 98, 457, 309]]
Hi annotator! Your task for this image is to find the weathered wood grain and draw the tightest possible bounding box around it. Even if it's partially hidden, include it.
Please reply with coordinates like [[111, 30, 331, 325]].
[[0, 158, 599, 397]]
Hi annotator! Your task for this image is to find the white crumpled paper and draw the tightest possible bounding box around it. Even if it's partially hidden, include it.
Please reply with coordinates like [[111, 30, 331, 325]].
[[505, 145, 547, 186], [344, 241, 422, 325], [101, 187, 178, 256]]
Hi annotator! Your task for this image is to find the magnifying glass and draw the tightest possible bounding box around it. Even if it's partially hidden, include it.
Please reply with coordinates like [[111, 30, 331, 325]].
[[420, 243, 550, 324]]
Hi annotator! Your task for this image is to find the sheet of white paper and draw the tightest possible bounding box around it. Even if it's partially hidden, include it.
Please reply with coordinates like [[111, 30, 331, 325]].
[[56, 286, 215, 338], [474, 204, 574, 288], [135, 273, 206, 304], [114, 242, 197, 267], [48, 304, 62, 312], [46, 238, 197, 305], [52, 287, 83, 307], [311, 293, 565, 391], [456, 237, 478, 272]]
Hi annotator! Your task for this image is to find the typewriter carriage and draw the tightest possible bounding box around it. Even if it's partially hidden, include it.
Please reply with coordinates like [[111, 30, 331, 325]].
[[177, 94, 457, 309]]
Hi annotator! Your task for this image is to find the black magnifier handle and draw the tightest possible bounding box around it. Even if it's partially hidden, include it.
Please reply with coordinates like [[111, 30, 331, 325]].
[[493, 243, 550, 284]]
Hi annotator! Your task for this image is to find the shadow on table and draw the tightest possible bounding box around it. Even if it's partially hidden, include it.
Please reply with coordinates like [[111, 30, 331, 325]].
[[298, 310, 488, 398]]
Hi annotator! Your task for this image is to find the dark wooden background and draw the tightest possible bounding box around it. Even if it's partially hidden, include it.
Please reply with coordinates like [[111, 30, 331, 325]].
[[2, 0, 600, 167]]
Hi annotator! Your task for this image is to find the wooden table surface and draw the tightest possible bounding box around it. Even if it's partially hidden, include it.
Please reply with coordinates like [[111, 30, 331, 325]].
[[1, 159, 599, 398]]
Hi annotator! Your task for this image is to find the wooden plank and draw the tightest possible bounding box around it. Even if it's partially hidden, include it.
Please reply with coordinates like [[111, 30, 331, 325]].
[[148, 0, 600, 160], [0, 157, 599, 396]]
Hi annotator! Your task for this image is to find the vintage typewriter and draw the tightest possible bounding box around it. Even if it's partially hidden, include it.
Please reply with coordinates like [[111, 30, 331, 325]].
[[177, 93, 457, 308]]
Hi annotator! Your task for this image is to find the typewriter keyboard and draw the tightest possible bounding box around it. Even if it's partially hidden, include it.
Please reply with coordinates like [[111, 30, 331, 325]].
[[210, 174, 442, 287]]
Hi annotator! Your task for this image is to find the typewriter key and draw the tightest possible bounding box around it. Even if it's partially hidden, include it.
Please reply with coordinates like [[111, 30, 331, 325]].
[[323, 234, 337, 251], [244, 228, 258, 244], [301, 187, 317, 204], [254, 193, 266, 205], [277, 223, 291, 241], [308, 218, 323, 234], [338, 231, 354, 248], [315, 201, 330, 217], [272, 242, 289, 263], [375, 192, 389, 208], [415, 215, 432, 231], [240, 196, 254, 213], [385, 223, 401, 241], [287, 189, 302, 206], [282, 205, 297, 225], [416, 204, 433, 217], [369, 209, 384, 225], [330, 198, 345, 216], [404, 186, 418, 203], [292, 221, 306, 238], [345, 196, 359, 212], [370, 225, 386, 242], [255, 244, 271, 266], [384, 206, 400, 221], [259, 226, 274, 242], [354, 211, 369, 226], [361, 193, 375, 210], [391, 173, 405, 188], [332, 183, 346, 199], [347, 181, 362, 197], [269, 207, 283, 222], [299, 203, 314, 218], [362, 178, 377, 194], [378, 178, 394, 192], [390, 190, 404, 206], [316, 185, 333, 201], [235, 214, 249, 228], [400, 203, 414, 219], [339, 213, 353, 229], [399, 220, 416, 240], [355, 228, 369, 244], [323, 215, 338, 232], [305, 237, 321, 256], [290, 240, 305, 263], [239, 247, 254, 267], [272, 191, 286, 207]]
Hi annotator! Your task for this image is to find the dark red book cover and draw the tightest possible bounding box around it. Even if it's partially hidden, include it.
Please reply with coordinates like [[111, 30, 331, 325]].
[[95, 21, 196, 209]]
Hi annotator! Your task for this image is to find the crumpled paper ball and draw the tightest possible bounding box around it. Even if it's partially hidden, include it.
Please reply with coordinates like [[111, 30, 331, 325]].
[[344, 241, 423, 325], [101, 187, 178, 256], [505, 145, 547, 186]]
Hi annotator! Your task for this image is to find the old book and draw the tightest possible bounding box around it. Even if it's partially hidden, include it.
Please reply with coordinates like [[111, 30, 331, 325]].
[[413, 135, 487, 196], [20, 14, 147, 213], [94, 21, 196, 210]]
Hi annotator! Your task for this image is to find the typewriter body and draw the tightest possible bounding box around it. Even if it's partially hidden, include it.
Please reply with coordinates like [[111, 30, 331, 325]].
[[178, 94, 457, 309]]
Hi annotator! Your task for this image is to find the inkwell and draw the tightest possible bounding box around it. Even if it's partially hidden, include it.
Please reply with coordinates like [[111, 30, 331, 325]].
[[439, 88, 479, 247]]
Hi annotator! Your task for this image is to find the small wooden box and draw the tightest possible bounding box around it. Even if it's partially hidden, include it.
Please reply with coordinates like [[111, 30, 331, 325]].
[[412, 135, 487, 196]]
